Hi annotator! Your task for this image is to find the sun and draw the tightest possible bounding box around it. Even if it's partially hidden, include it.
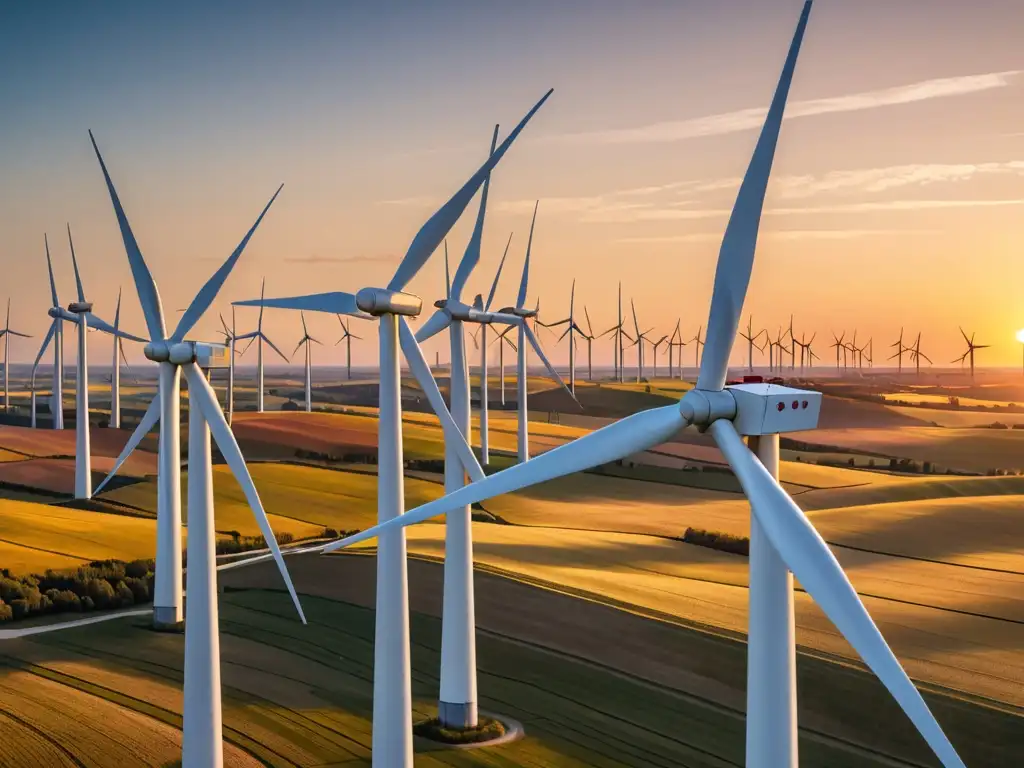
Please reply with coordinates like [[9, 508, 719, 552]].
[[1016, 329, 1024, 344]]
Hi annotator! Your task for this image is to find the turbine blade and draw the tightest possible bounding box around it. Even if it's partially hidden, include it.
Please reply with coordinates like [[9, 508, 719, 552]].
[[88, 131, 167, 341], [94, 396, 161, 494], [414, 309, 452, 343], [261, 333, 290, 362], [324, 404, 688, 552], [485, 232, 514, 311], [398, 318, 484, 482], [234, 291, 360, 316], [219, 312, 231, 338], [444, 241, 451, 300], [85, 313, 147, 342], [44, 235, 60, 307], [31, 322, 57, 373], [584, 306, 594, 338], [67, 225, 86, 303], [696, 1, 811, 392], [709, 418, 965, 768], [523, 323, 580, 408], [516, 201, 539, 309], [173, 185, 283, 341], [451, 125, 499, 300], [185, 363, 306, 624], [387, 91, 553, 293]]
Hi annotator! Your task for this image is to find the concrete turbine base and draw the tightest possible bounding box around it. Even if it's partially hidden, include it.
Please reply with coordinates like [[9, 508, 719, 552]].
[[438, 700, 478, 730], [152, 606, 183, 629]]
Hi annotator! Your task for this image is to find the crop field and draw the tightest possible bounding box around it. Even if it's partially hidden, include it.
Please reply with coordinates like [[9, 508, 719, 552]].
[[880, 392, 1017, 408], [98, 462, 449, 539], [808, 426, 1024, 473], [0, 500, 160, 571], [381, 522, 1024, 708], [887, 406, 1023, 428]]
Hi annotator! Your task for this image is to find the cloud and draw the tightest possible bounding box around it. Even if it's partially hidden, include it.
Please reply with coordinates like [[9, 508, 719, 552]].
[[776, 161, 1024, 198], [375, 196, 437, 207], [284, 254, 396, 265], [618, 229, 939, 244], [546, 71, 1021, 146]]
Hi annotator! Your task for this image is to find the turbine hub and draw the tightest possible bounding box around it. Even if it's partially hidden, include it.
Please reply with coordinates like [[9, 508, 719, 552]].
[[679, 389, 737, 430], [355, 288, 422, 317], [46, 307, 61, 320], [144, 340, 170, 363]]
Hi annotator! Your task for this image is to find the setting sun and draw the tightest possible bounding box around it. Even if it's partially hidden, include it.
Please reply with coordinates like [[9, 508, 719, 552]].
[[1016, 329, 1024, 344]]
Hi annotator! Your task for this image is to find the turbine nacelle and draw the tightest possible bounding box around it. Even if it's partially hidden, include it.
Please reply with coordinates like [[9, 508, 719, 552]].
[[677, 384, 821, 435], [355, 287, 422, 317], [499, 306, 537, 318], [67, 301, 94, 314], [145, 340, 230, 367]]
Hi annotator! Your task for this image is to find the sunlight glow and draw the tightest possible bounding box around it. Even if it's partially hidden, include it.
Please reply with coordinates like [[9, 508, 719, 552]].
[[1015, 329, 1024, 344]]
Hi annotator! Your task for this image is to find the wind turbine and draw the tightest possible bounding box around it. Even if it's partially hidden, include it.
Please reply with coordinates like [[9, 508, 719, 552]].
[[580, 306, 596, 381], [217, 309, 241, 424], [88, 128, 283, 629], [739, 316, 768, 372], [908, 332, 931, 377], [0, 300, 29, 414], [829, 331, 845, 373], [42, 237, 66, 430], [542, 279, 582, 395], [953, 327, 987, 379], [235, 90, 552, 763], [786, 315, 796, 370], [491, 325, 517, 406], [889, 328, 906, 375], [108, 289, 136, 429], [667, 319, 681, 378], [651, 334, 669, 378], [327, 9, 966, 767], [474, 231, 514, 464], [294, 312, 322, 413], [629, 299, 654, 382], [335, 314, 364, 380], [414, 129, 575, 731], [690, 325, 705, 372], [238, 278, 289, 413]]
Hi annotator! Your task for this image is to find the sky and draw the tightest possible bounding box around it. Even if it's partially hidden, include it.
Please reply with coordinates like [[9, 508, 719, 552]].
[[3, 0, 1024, 370]]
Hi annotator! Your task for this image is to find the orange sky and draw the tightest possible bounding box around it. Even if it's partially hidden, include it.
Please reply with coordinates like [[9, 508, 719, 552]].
[[3, 1, 1024, 370]]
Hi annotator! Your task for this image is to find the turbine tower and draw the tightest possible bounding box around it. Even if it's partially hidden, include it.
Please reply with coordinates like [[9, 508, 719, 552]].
[[953, 327, 987, 379], [492, 325, 517, 405], [475, 231, 514, 464], [0, 300, 29, 414], [294, 312, 322, 413], [236, 91, 553, 764], [89, 129, 283, 629], [690, 326, 705, 372], [329, 9, 967, 767], [829, 331, 845, 373], [67, 225, 94, 500], [543, 279, 581, 395]]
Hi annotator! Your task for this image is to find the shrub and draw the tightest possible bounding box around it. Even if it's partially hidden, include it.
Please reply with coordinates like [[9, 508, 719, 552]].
[[0, 577, 26, 603], [321, 528, 338, 539], [9, 598, 29, 620], [414, 717, 506, 744], [86, 579, 116, 610], [126, 559, 153, 579], [115, 581, 135, 607], [50, 589, 81, 612], [0, 601, 11, 622], [681, 527, 750, 556], [125, 577, 149, 604], [82, 596, 95, 611]]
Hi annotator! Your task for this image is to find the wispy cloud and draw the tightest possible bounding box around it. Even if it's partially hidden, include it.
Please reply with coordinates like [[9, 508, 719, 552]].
[[618, 229, 940, 244], [376, 196, 437, 207], [547, 71, 1021, 146], [777, 161, 1024, 198], [284, 254, 396, 265]]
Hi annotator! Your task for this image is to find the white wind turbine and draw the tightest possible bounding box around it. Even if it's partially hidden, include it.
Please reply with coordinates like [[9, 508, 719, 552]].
[[89, 128, 284, 628], [414, 127, 574, 729], [542, 280, 583, 394], [235, 91, 553, 765], [294, 311, 322, 413], [335, 314, 364, 380], [108, 289, 137, 430], [0, 300, 30, 414], [469, 231, 513, 465], [238, 279, 289, 413], [325, 6, 966, 768], [41, 237, 66, 430], [491, 324, 517, 406], [628, 299, 654, 382], [217, 309, 240, 424]]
